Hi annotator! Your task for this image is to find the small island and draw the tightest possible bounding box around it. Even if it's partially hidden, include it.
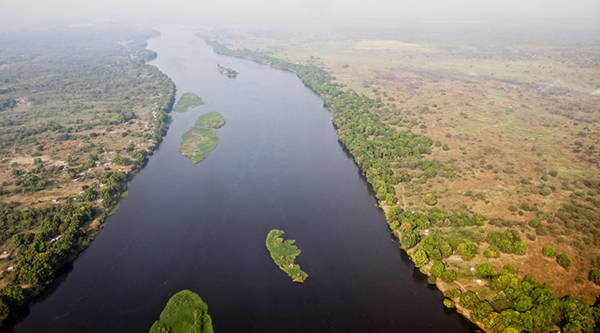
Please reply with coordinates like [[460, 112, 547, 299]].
[[265, 229, 308, 283], [149, 290, 213, 333], [179, 112, 225, 163], [217, 64, 238, 78], [173, 92, 204, 113]]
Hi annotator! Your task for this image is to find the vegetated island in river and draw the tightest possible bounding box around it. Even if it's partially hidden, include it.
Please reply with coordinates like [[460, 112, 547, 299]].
[[173, 92, 204, 113], [179, 112, 225, 163], [217, 64, 238, 78], [149, 290, 213, 333], [265, 229, 308, 283]]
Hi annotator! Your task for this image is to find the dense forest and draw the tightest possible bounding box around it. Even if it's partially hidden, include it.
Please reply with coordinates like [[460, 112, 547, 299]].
[[203, 38, 600, 332], [0, 26, 175, 326]]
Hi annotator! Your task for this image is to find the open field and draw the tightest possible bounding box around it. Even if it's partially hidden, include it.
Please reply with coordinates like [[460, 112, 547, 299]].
[[204, 26, 600, 331]]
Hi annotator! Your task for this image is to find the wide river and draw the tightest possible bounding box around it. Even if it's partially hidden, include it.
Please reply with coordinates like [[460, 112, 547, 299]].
[[10, 26, 476, 332]]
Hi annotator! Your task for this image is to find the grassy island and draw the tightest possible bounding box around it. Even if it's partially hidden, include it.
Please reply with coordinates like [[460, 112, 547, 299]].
[[265, 229, 308, 283], [173, 92, 204, 113], [149, 290, 213, 333], [179, 112, 225, 163]]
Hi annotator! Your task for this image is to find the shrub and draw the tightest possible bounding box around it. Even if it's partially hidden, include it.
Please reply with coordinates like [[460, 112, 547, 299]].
[[443, 298, 454, 308], [528, 218, 541, 228], [483, 247, 500, 258], [542, 245, 556, 257], [539, 186, 552, 196], [424, 193, 438, 206], [589, 269, 600, 285], [556, 254, 572, 271]]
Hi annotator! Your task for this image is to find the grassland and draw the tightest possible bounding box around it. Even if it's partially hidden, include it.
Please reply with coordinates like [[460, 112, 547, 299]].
[[203, 27, 600, 331], [173, 92, 204, 113], [0, 25, 175, 326], [149, 290, 213, 333], [265, 229, 308, 283], [179, 112, 225, 163]]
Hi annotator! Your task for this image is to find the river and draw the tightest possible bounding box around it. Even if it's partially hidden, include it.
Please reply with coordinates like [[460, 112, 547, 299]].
[[10, 26, 476, 333]]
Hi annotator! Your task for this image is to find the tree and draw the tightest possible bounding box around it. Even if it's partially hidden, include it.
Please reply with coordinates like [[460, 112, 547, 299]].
[[441, 269, 457, 283], [460, 291, 479, 310], [401, 230, 420, 249], [471, 301, 494, 322], [457, 241, 477, 260], [413, 249, 429, 267], [431, 261, 444, 278], [476, 263, 496, 279]]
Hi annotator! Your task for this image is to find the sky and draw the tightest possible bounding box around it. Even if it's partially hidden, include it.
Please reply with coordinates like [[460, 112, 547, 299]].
[[1, 0, 599, 30]]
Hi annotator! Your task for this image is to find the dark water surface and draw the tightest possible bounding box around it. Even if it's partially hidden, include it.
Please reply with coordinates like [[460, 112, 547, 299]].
[[10, 26, 476, 333]]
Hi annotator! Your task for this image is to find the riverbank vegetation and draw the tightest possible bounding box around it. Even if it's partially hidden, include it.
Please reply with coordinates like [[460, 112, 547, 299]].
[[173, 93, 204, 113], [265, 229, 308, 283], [149, 290, 213, 333], [179, 112, 225, 163], [203, 36, 600, 331], [0, 25, 175, 327]]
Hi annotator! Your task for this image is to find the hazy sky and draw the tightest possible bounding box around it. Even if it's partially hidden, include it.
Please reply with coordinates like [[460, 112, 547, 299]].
[[1, 0, 599, 30]]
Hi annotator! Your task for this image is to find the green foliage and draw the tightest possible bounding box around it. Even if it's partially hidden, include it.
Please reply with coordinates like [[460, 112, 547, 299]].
[[476, 263, 496, 279], [412, 248, 429, 268], [149, 290, 213, 333], [179, 113, 225, 163], [557, 296, 595, 333], [423, 193, 438, 206], [173, 92, 204, 113], [456, 240, 478, 260], [265, 229, 308, 283], [400, 229, 420, 249], [556, 254, 572, 271], [431, 261, 444, 278], [486, 230, 526, 255], [441, 269, 457, 283], [193, 112, 225, 129], [112, 153, 130, 166], [460, 291, 479, 310], [484, 247, 500, 258], [443, 298, 455, 308], [589, 269, 600, 285], [542, 245, 556, 257], [528, 218, 541, 228], [419, 233, 453, 261]]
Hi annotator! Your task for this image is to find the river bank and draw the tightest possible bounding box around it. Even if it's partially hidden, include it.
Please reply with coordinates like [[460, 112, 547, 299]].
[[201, 36, 599, 332]]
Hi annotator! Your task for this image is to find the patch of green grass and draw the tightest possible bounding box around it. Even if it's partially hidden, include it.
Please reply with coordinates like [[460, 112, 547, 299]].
[[179, 112, 225, 163], [265, 229, 308, 283], [149, 290, 213, 333], [173, 92, 204, 113], [194, 112, 225, 129]]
